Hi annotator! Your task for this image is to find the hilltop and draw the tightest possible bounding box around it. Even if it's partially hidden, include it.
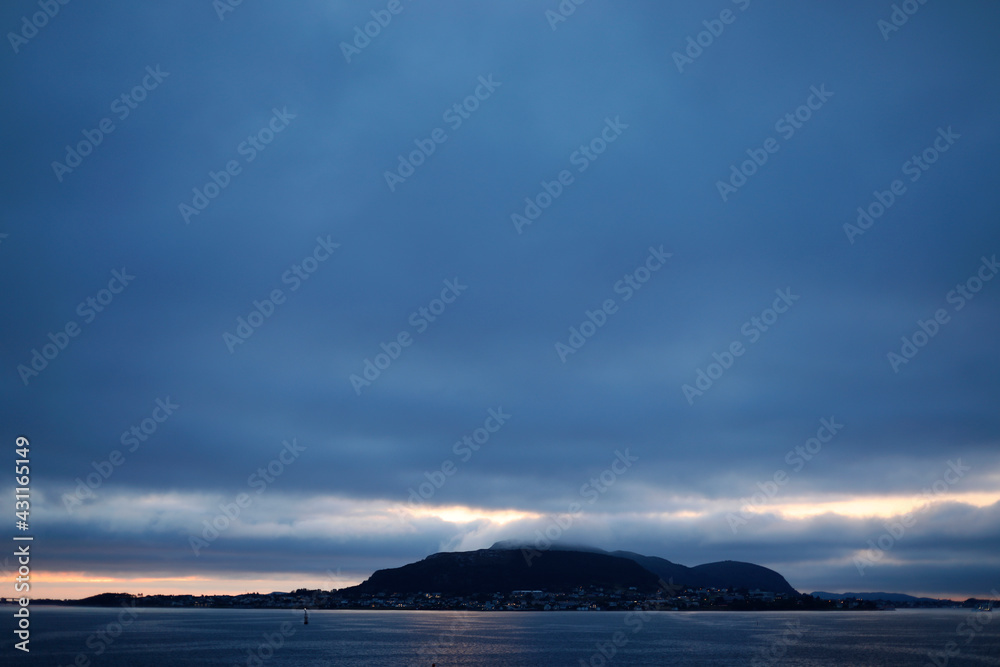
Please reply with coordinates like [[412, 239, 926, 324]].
[[337, 543, 799, 598]]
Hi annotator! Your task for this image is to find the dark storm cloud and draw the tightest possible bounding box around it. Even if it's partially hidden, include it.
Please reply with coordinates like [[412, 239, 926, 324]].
[[1, 0, 998, 597]]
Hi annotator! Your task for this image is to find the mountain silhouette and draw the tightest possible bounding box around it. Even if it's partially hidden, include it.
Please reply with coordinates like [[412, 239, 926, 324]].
[[339, 548, 661, 596], [338, 543, 799, 597]]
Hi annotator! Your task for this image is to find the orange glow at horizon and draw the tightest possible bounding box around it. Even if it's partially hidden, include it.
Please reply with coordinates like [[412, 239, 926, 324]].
[[18, 491, 999, 600], [18, 572, 366, 600], [751, 491, 1000, 520], [23, 570, 994, 604], [398, 505, 543, 525]]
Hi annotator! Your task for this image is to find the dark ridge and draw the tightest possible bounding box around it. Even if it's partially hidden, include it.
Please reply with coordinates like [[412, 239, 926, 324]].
[[338, 543, 800, 598], [339, 549, 662, 596], [68, 592, 138, 607], [686, 561, 798, 596], [812, 591, 951, 603]]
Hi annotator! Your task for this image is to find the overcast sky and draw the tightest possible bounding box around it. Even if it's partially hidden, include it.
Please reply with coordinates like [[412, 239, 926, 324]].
[[2, 0, 998, 600]]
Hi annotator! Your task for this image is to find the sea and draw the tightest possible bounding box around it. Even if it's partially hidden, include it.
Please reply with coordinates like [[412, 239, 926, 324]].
[[4, 606, 1000, 666]]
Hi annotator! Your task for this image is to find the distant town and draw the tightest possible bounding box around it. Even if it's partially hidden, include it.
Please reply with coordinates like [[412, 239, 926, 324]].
[[11, 585, 976, 612]]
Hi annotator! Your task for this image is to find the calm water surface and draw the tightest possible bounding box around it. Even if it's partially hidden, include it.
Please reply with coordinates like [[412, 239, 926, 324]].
[[5, 606, 1000, 666]]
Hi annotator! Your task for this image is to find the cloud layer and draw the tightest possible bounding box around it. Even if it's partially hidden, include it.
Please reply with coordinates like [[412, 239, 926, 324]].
[[1, 0, 998, 599]]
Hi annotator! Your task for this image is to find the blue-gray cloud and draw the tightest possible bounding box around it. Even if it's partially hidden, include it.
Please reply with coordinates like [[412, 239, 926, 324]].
[[1, 0, 999, 598]]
